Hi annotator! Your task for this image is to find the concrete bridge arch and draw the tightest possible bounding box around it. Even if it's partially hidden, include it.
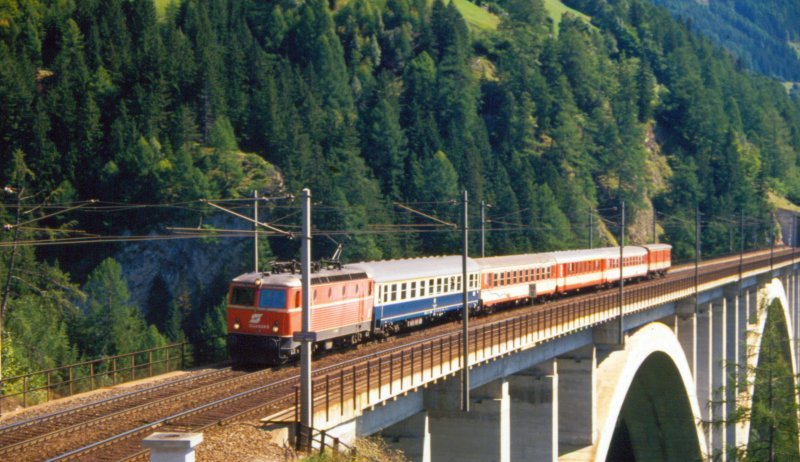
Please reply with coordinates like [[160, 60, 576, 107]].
[[749, 278, 798, 384], [737, 278, 800, 459], [593, 322, 707, 462]]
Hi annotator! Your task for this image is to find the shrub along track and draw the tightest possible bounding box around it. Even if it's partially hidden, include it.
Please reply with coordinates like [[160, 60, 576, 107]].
[[2, 248, 788, 461]]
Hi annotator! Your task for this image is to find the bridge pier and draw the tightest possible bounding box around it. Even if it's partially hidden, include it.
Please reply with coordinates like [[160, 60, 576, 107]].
[[696, 302, 712, 451], [676, 300, 697, 377], [426, 379, 510, 462], [711, 298, 727, 460], [380, 412, 430, 462], [558, 347, 597, 460], [509, 360, 558, 462], [724, 287, 741, 460]]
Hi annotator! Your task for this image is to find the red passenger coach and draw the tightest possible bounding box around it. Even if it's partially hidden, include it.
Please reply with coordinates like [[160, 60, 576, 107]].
[[476, 254, 557, 309], [642, 243, 672, 276], [227, 267, 373, 364]]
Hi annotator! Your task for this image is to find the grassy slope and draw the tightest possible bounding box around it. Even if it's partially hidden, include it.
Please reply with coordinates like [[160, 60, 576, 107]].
[[152, 0, 591, 34], [543, 0, 592, 33], [453, 0, 592, 32], [154, 0, 175, 18], [451, 0, 500, 30], [769, 191, 800, 213]]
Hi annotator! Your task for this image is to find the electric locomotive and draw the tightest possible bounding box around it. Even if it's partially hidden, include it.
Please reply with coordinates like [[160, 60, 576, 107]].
[[227, 262, 373, 364]]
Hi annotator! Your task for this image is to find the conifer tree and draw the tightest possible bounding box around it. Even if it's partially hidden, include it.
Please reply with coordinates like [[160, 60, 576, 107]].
[[79, 258, 167, 357]]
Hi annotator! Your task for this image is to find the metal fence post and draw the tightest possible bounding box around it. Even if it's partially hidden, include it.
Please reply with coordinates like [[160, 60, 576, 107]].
[[90, 362, 95, 390], [339, 368, 344, 416], [366, 359, 371, 404], [410, 346, 415, 384]]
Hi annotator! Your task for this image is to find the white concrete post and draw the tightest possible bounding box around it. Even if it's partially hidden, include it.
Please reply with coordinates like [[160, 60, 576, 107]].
[[142, 433, 203, 462], [509, 360, 558, 462]]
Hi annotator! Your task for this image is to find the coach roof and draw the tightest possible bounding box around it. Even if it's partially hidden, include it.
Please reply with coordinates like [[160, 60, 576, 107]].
[[347, 256, 480, 283]]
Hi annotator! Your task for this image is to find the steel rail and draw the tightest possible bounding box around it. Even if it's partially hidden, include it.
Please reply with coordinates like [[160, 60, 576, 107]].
[[0, 368, 231, 438], [1, 368, 268, 458], [48, 374, 300, 461]]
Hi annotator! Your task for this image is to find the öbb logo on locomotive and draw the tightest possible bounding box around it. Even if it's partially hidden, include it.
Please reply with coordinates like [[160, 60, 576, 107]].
[[226, 244, 672, 365]]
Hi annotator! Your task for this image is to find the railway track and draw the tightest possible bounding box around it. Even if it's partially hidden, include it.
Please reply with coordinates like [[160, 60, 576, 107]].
[[0, 367, 287, 461], [2, 248, 790, 461]]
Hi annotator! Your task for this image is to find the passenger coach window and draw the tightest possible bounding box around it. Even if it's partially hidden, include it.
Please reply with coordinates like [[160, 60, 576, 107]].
[[231, 287, 255, 306], [259, 289, 287, 309]]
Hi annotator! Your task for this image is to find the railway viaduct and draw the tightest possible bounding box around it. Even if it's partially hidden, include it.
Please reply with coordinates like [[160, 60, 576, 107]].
[[279, 250, 800, 462]]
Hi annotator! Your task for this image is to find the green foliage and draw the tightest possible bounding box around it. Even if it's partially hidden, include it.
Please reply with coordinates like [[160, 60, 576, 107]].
[[193, 296, 227, 362], [745, 300, 800, 460], [646, 0, 800, 80], [7, 295, 77, 371], [77, 258, 167, 357], [450, 0, 499, 30]]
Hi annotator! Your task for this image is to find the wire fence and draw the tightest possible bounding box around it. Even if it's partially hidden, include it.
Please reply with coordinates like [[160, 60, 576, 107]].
[[0, 342, 190, 411]]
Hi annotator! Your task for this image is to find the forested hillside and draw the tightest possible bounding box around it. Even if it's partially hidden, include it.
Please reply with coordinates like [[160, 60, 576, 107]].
[[2, 0, 800, 378], [640, 0, 800, 81]]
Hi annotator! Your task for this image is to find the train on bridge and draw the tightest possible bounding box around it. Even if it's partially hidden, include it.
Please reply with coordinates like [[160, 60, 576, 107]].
[[227, 244, 671, 364]]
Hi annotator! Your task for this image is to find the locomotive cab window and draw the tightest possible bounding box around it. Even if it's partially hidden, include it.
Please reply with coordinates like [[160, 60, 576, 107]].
[[259, 289, 287, 309], [231, 287, 255, 306]]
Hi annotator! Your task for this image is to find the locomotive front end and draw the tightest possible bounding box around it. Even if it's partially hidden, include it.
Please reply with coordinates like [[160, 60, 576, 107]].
[[227, 272, 300, 365]]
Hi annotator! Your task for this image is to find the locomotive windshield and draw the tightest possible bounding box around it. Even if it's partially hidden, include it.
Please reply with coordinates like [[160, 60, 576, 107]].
[[230, 287, 255, 306], [259, 289, 287, 309]]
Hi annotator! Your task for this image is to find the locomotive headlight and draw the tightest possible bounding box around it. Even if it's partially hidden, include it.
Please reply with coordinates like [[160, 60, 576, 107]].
[[233, 318, 241, 330], [272, 321, 280, 333]]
